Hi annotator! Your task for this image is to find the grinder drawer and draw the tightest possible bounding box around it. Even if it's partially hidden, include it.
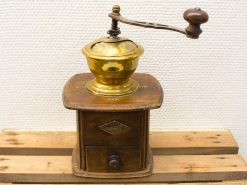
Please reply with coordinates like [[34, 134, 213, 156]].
[[85, 146, 144, 172]]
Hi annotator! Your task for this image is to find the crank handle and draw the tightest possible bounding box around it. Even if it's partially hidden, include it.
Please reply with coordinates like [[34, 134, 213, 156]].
[[108, 5, 209, 39]]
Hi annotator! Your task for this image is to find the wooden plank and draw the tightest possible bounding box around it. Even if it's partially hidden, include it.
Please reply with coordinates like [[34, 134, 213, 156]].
[[0, 130, 238, 155], [1, 181, 247, 185], [150, 130, 238, 155], [0, 130, 75, 155], [0, 154, 247, 183]]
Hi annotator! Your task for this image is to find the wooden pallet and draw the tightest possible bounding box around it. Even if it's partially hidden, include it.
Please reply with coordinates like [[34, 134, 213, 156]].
[[0, 129, 247, 184]]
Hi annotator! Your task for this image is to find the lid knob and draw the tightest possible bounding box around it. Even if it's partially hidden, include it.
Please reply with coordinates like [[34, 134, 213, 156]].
[[107, 5, 121, 37], [112, 5, 120, 15]]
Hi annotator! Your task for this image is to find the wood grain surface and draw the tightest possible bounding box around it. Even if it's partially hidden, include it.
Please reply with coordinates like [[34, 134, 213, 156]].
[[0, 129, 246, 183], [0, 129, 238, 155], [1, 182, 247, 185], [0, 154, 247, 183], [62, 73, 163, 111]]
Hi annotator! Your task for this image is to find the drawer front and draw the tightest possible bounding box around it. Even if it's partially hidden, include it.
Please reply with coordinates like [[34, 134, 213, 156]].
[[85, 146, 143, 172], [80, 111, 149, 146]]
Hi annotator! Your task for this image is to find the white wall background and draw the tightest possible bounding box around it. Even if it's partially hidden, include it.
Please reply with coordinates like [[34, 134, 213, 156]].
[[0, 1, 247, 159]]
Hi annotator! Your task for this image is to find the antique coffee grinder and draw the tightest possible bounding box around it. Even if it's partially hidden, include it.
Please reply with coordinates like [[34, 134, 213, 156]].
[[63, 5, 208, 178]]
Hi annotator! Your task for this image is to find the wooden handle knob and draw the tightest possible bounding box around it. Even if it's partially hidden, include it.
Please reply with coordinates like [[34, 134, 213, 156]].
[[183, 8, 209, 38]]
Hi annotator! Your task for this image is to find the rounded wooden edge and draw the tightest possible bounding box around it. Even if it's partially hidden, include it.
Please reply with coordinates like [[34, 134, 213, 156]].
[[63, 73, 164, 112], [72, 146, 153, 179]]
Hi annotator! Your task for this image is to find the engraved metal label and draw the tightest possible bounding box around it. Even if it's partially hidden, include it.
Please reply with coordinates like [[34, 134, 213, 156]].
[[98, 120, 130, 136]]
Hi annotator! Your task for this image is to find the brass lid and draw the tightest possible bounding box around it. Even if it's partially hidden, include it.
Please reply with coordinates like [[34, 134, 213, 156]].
[[82, 36, 144, 60]]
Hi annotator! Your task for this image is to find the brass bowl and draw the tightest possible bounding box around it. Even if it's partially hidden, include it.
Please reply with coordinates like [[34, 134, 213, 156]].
[[82, 36, 144, 96]]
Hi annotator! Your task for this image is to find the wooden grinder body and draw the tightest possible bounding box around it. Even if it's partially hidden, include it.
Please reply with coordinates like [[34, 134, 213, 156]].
[[63, 73, 163, 178]]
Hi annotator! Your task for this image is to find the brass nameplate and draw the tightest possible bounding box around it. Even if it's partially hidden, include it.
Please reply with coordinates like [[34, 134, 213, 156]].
[[98, 120, 130, 136]]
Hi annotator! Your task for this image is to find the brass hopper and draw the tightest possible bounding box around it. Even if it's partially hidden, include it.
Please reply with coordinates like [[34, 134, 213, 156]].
[[83, 36, 143, 96]]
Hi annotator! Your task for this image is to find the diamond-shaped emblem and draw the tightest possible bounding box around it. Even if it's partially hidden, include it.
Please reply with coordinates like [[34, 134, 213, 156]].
[[98, 120, 130, 136]]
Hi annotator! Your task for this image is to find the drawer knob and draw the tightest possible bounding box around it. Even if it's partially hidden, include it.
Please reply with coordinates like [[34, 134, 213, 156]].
[[108, 155, 120, 169]]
